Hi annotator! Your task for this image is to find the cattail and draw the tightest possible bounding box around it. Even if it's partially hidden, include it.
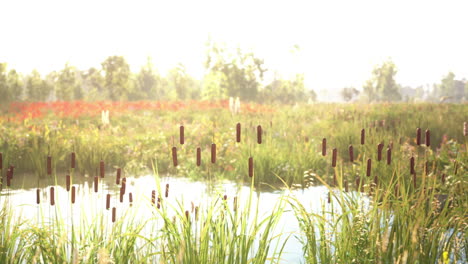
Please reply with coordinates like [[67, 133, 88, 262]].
[[441, 173, 446, 184], [36, 188, 40, 204], [66, 175, 71, 192], [129, 192, 133, 206], [454, 161, 458, 175], [6, 170, 11, 187], [185, 210, 190, 221], [180, 125, 185, 145], [425, 129, 430, 147], [367, 159, 372, 176], [71, 152, 75, 169], [165, 184, 169, 198], [377, 143, 383, 161], [233, 196, 238, 212], [322, 138, 327, 156], [248, 157, 254, 177], [157, 197, 161, 209], [410, 157, 415, 175], [327, 192, 331, 203], [344, 180, 348, 192], [47, 156, 52, 175], [152, 190, 156, 205], [121, 177, 126, 192], [196, 147, 201, 166], [386, 148, 392, 165], [374, 175, 378, 186], [464, 122, 467, 136], [223, 194, 227, 200], [50, 187, 55, 206], [71, 186, 76, 204], [0, 153, 2, 170], [211, 143, 216, 163], [236, 123, 241, 142], [355, 176, 360, 191], [112, 207, 116, 223], [257, 125, 262, 144], [100, 160, 105, 178], [332, 148, 337, 167], [94, 176, 98, 193], [195, 206, 199, 220], [119, 188, 124, 203], [416, 128, 421, 145], [361, 129, 365, 145], [172, 147, 178, 167], [116, 168, 121, 184], [106, 194, 111, 210], [349, 145, 354, 162]]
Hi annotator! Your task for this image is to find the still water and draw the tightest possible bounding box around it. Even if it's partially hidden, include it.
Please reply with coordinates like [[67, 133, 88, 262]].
[[2, 172, 364, 263]]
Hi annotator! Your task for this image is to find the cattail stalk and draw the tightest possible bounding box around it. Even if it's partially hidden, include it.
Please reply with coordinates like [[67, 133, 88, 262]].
[[50, 187, 55, 206], [236, 123, 241, 142], [172, 147, 178, 167], [248, 157, 254, 177], [112, 207, 116, 223], [257, 125, 262, 144], [416, 128, 421, 145], [211, 143, 216, 163], [332, 148, 337, 167], [94, 176, 98, 193], [36, 188, 40, 204], [180, 125, 185, 145], [106, 194, 111, 210], [71, 152, 75, 169], [196, 147, 201, 166], [349, 145, 354, 162], [120, 188, 124, 203], [66, 175, 71, 192], [361, 129, 365, 145], [121, 178, 126, 194], [322, 138, 327, 156], [377, 143, 383, 161], [410, 157, 415, 175], [100, 160, 105, 178], [367, 159, 372, 176], [425, 129, 430, 147], [71, 186, 76, 204], [116, 168, 121, 184], [386, 148, 392, 165]]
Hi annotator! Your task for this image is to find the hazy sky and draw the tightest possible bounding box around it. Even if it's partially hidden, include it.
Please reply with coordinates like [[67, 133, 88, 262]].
[[1, 0, 467, 94]]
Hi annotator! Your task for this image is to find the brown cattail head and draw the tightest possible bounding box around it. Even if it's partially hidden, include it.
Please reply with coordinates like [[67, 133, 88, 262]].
[[172, 147, 178, 167], [236, 123, 241, 142], [116, 168, 121, 184], [157, 197, 161, 209], [386, 148, 392, 165], [248, 157, 254, 177], [129, 192, 133, 206], [377, 143, 384, 161], [50, 187, 55, 206], [36, 188, 40, 204], [165, 184, 169, 198], [121, 178, 127, 193], [66, 174, 71, 192], [71, 186, 76, 204], [223, 194, 227, 201], [332, 148, 337, 167], [211, 143, 216, 164], [119, 188, 124, 203], [112, 207, 116, 223], [71, 152, 76, 169], [100, 160, 105, 178], [425, 129, 430, 147], [361, 129, 365, 145], [454, 161, 458, 175], [185, 210, 190, 221], [180, 125, 185, 145], [47, 156, 52, 175], [366, 159, 372, 176], [233, 196, 238, 212], [322, 138, 327, 156], [349, 145, 354, 163], [196, 147, 201, 166], [151, 190, 156, 205], [410, 157, 415, 175], [257, 125, 262, 144], [195, 206, 199, 220], [6, 170, 11, 187], [94, 176, 98, 193], [106, 194, 111, 210], [327, 192, 331, 203], [441, 173, 446, 184], [416, 128, 421, 145]]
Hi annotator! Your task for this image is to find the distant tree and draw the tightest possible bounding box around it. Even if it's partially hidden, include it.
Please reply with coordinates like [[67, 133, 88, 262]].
[[202, 71, 228, 100], [262, 73, 307, 104], [0, 63, 9, 103], [205, 40, 267, 101], [167, 64, 198, 100], [101, 56, 132, 101], [431, 72, 466, 102], [81, 67, 105, 101], [26, 70, 53, 101], [55, 64, 81, 101], [134, 58, 165, 100], [340, 87, 360, 102], [363, 60, 401, 102]]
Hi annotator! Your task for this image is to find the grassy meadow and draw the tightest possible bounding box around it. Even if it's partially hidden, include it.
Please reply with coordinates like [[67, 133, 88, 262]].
[[0, 101, 467, 263]]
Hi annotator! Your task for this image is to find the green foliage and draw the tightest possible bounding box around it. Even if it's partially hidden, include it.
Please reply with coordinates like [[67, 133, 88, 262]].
[[55, 63, 82, 101], [26, 70, 53, 101], [101, 56, 132, 101], [363, 59, 401, 102]]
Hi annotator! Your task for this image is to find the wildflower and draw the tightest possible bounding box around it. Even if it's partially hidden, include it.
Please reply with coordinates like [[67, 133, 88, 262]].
[[442, 251, 449, 264]]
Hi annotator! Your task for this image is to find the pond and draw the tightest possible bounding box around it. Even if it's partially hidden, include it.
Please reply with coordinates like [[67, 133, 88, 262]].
[[1, 171, 365, 263]]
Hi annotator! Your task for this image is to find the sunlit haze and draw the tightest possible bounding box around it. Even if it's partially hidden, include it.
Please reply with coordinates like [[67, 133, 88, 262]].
[[1, 0, 468, 98]]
